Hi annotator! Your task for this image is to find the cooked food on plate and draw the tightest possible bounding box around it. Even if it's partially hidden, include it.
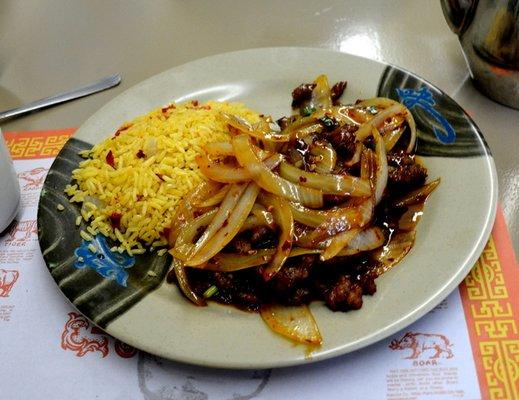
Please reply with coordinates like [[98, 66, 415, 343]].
[[66, 75, 439, 345]]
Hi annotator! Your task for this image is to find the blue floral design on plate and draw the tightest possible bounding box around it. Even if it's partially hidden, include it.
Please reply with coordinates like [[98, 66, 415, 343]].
[[396, 87, 456, 144], [74, 234, 135, 287]]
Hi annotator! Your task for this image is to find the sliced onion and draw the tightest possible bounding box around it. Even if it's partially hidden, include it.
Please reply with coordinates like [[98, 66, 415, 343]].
[[355, 97, 399, 109], [239, 215, 267, 232], [168, 180, 221, 245], [185, 182, 261, 266], [203, 141, 235, 157], [289, 202, 342, 228], [171, 258, 206, 306], [195, 153, 251, 183], [383, 127, 405, 152], [171, 208, 219, 261], [297, 226, 384, 255], [373, 231, 416, 275], [310, 74, 332, 110], [260, 304, 322, 345], [203, 141, 272, 160], [281, 113, 326, 140], [344, 142, 363, 167], [222, 113, 290, 142], [310, 140, 337, 174], [258, 193, 294, 280], [321, 228, 361, 261], [393, 178, 441, 208], [398, 204, 424, 232], [251, 203, 275, 228], [404, 109, 417, 153], [233, 134, 323, 208], [198, 247, 321, 272], [195, 153, 282, 183], [193, 185, 230, 207], [290, 123, 324, 140], [279, 161, 371, 197], [360, 147, 374, 181], [295, 227, 318, 248], [307, 197, 373, 244], [355, 99, 416, 153], [372, 127, 388, 205], [204, 249, 275, 271], [355, 103, 405, 142], [189, 183, 248, 259], [379, 114, 406, 134], [342, 227, 385, 254], [330, 105, 362, 126]]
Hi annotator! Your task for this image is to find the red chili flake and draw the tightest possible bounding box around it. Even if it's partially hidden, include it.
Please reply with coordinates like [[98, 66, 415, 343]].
[[114, 124, 132, 137], [136, 149, 146, 158], [299, 176, 307, 183], [281, 240, 292, 251], [109, 212, 122, 230], [106, 150, 115, 168], [161, 227, 171, 238], [191, 100, 199, 107], [161, 104, 176, 114], [222, 219, 229, 227], [228, 125, 240, 135], [136, 194, 143, 201]]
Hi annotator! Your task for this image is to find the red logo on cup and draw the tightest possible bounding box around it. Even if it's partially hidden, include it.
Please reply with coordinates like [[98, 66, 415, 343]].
[[61, 312, 109, 357], [18, 167, 48, 190], [389, 332, 454, 359], [0, 269, 19, 297]]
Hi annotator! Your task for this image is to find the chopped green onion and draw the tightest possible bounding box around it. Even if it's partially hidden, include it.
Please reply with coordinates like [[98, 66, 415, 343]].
[[319, 117, 335, 128], [366, 106, 378, 114], [203, 285, 219, 298], [301, 106, 316, 117]]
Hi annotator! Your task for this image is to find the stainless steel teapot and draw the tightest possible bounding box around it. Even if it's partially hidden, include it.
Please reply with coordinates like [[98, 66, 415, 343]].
[[441, 0, 519, 109]]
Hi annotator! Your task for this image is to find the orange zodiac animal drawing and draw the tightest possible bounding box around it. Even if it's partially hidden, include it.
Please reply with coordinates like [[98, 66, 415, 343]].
[[61, 312, 109, 357], [5, 220, 38, 243], [18, 167, 48, 190], [389, 332, 454, 359], [0, 269, 19, 297]]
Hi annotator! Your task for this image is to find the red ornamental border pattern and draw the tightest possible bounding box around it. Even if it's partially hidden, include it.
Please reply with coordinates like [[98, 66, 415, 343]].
[[4, 128, 75, 160]]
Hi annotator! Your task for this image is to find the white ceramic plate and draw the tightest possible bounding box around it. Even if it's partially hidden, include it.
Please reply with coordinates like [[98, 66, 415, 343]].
[[39, 47, 497, 369]]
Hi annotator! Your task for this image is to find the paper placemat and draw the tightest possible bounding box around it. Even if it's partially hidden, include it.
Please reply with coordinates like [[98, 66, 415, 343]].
[[1, 129, 518, 400]]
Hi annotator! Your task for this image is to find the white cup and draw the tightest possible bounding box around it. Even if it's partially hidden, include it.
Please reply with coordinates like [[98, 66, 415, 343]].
[[0, 128, 20, 232]]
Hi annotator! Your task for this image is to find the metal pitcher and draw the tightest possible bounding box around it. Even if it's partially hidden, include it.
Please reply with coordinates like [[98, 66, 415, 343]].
[[441, 0, 519, 109]]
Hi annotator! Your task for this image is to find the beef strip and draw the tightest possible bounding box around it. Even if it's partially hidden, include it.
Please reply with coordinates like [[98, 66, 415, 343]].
[[291, 83, 316, 107], [276, 115, 297, 130], [331, 81, 347, 105], [323, 275, 364, 311], [250, 226, 277, 249], [268, 255, 315, 294], [387, 150, 427, 189], [321, 124, 358, 158], [228, 236, 252, 254]]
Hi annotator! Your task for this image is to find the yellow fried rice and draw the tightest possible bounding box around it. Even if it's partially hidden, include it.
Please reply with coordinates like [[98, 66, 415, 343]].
[[65, 100, 260, 255]]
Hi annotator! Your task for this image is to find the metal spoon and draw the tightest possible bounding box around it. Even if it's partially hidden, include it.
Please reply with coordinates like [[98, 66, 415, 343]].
[[0, 74, 122, 123]]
